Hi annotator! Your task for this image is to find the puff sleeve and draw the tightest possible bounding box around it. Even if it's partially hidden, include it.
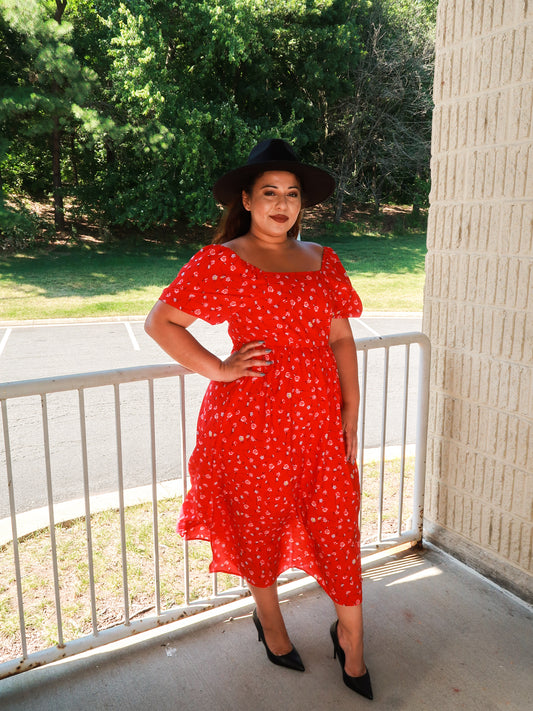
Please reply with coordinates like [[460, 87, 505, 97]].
[[324, 247, 363, 319], [159, 245, 231, 325]]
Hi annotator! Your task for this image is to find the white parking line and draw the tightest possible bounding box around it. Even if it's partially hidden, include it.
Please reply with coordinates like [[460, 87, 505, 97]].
[[0, 318, 146, 329], [357, 319, 381, 337], [0, 327, 12, 356], [124, 322, 140, 351]]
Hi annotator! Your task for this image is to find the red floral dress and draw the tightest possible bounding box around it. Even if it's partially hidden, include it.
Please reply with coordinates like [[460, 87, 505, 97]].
[[159, 244, 363, 605]]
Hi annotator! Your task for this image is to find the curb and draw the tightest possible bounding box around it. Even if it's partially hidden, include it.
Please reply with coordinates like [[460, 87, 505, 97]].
[[0, 315, 147, 327], [0, 312, 423, 328], [0, 444, 416, 546]]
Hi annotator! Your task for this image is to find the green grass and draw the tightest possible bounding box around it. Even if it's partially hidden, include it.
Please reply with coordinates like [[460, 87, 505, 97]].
[[319, 222, 427, 312], [0, 496, 242, 661], [0, 240, 203, 321], [0, 214, 426, 320], [0, 458, 414, 661]]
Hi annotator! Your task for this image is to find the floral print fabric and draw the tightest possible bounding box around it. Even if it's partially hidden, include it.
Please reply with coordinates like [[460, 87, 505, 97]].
[[159, 244, 364, 605]]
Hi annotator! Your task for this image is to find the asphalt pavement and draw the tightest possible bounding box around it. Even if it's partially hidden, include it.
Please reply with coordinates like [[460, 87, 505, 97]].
[[0, 314, 422, 520], [0, 313, 422, 381]]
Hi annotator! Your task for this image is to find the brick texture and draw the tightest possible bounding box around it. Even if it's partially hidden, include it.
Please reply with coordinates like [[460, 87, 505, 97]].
[[423, 0, 532, 595]]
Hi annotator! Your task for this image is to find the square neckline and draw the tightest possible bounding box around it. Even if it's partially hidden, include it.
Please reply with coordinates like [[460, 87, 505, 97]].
[[215, 243, 327, 274]]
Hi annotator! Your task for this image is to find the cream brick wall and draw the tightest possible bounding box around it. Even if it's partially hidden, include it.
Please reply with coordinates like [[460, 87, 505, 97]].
[[423, 0, 532, 600]]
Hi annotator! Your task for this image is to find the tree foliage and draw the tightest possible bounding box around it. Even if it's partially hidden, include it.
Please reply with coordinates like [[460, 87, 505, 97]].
[[325, 0, 436, 217], [0, 0, 110, 229], [0, 0, 437, 242]]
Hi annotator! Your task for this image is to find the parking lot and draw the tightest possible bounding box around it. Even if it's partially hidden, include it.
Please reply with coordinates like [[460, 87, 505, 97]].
[[0, 314, 423, 518]]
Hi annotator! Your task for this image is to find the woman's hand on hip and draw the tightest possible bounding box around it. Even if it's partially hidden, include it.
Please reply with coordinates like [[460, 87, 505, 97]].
[[216, 341, 273, 382]]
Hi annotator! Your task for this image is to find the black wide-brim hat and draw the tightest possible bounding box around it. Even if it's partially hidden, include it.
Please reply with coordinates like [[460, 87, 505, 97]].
[[213, 138, 336, 208]]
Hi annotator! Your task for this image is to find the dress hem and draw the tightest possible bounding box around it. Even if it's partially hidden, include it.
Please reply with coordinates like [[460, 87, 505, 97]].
[[177, 529, 363, 607]]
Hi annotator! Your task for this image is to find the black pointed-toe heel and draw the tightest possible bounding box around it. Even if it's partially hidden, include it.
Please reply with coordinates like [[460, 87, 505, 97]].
[[330, 620, 373, 700], [252, 608, 305, 672]]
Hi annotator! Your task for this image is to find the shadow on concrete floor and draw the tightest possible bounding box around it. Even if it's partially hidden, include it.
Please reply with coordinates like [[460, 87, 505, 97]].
[[0, 545, 531, 711]]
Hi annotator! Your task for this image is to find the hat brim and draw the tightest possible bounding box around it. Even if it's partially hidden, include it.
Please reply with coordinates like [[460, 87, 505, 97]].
[[213, 160, 336, 208]]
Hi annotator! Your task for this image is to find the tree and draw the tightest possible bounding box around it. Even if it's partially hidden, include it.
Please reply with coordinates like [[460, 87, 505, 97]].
[[0, 0, 105, 230], [72, 0, 356, 229], [1, 0, 436, 237], [324, 0, 437, 219]]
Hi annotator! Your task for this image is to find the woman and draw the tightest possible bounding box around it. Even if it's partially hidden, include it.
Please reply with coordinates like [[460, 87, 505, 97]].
[[145, 139, 372, 699]]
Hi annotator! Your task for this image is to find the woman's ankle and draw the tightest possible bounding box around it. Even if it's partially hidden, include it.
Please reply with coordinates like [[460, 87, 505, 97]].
[[337, 620, 365, 677]]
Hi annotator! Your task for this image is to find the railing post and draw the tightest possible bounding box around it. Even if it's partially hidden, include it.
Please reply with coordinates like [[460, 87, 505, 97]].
[[378, 347, 390, 542], [178, 375, 190, 605], [114, 383, 130, 625], [398, 344, 411, 534], [78, 388, 98, 634], [357, 348, 368, 532], [148, 379, 162, 616], [41, 393, 64, 647], [1, 399, 27, 658], [413, 335, 431, 541]]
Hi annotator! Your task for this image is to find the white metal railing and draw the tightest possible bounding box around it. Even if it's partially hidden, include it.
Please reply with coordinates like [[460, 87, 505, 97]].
[[356, 332, 430, 547], [0, 332, 430, 679]]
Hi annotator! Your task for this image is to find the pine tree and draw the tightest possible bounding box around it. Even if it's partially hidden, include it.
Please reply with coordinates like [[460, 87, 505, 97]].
[[0, 0, 102, 230]]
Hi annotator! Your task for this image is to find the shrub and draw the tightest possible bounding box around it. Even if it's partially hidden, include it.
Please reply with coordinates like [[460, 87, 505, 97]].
[[0, 198, 50, 251]]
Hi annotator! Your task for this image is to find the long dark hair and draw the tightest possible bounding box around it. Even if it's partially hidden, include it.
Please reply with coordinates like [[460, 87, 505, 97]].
[[212, 172, 304, 244]]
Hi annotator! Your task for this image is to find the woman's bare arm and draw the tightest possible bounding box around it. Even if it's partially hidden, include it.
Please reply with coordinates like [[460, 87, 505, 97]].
[[144, 300, 272, 382], [329, 317, 360, 463]]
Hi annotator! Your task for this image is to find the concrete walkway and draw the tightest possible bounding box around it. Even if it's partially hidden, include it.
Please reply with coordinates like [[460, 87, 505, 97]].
[[0, 546, 531, 711]]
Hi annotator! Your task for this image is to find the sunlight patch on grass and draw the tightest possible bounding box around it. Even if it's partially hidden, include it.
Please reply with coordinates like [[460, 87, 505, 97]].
[[353, 272, 426, 311], [0, 226, 426, 319]]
